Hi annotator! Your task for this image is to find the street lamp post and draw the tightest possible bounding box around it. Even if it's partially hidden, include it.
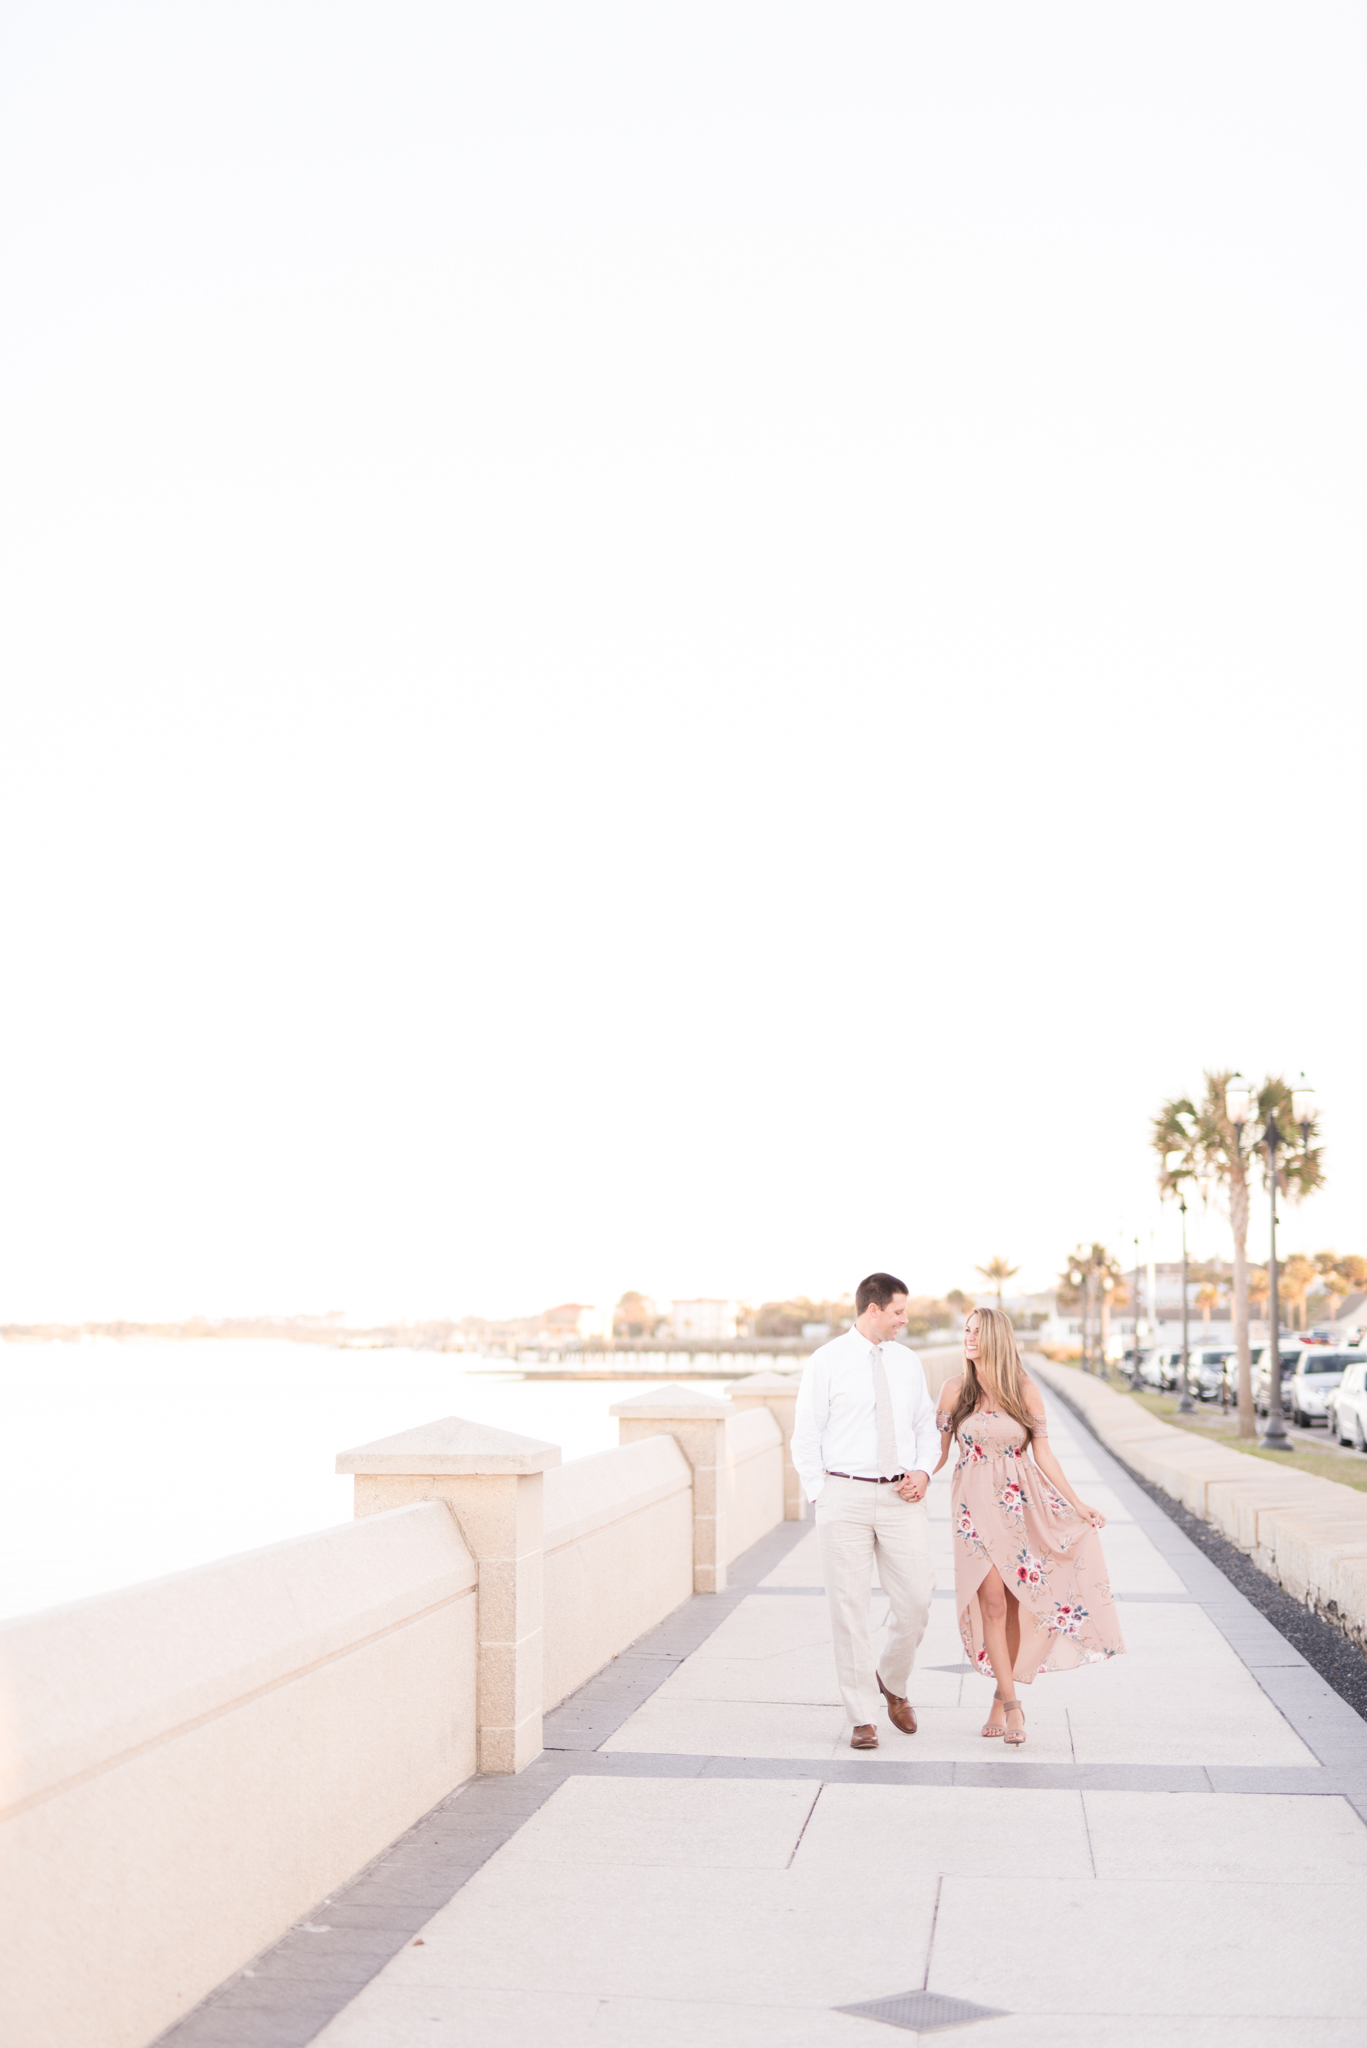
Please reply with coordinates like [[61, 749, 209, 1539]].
[[1225, 1077, 1255, 1433], [1259, 1101, 1292, 1449], [1101, 1269, 1114, 1378], [1164, 1145, 1195, 1412], [1130, 1234, 1144, 1389], [1070, 1262, 1086, 1372], [1257, 1080, 1317, 1450], [1176, 1186, 1194, 1412]]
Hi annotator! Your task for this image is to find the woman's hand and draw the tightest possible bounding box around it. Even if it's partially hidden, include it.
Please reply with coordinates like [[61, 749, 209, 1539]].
[[1076, 1501, 1106, 1529]]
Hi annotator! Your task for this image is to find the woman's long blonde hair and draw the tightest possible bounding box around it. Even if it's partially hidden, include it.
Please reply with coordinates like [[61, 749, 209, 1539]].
[[947, 1306, 1035, 1443]]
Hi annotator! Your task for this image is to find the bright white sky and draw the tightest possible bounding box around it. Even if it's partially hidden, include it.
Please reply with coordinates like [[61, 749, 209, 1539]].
[[2, 4, 1364, 1322]]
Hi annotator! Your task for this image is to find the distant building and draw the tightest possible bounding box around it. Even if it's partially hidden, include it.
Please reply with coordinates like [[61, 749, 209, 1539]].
[[540, 1302, 591, 1335], [613, 1293, 661, 1338], [669, 1299, 738, 1341], [539, 1302, 613, 1342]]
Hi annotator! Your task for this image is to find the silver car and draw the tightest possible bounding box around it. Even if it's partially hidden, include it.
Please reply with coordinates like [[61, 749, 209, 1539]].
[[1285, 1350, 1367, 1429], [1254, 1343, 1309, 1416], [1138, 1349, 1166, 1389], [1188, 1348, 1234, 1401], [1329, 1361, 1367, 1449]]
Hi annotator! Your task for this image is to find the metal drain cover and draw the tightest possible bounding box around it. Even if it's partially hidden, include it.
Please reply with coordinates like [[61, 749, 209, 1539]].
[[836, 1989, 1006, 2033]]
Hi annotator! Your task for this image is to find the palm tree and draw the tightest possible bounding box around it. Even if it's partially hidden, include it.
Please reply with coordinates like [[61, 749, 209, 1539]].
[[975, 1256, 1021, 1309], [1056, 1255, 1089, 1365], [1195, 1282, 1222, 1326], [1151, 1071, 1323, 1438], [1312, 1251, 1357, 1328], [1337, 1256, 1367, 1323], [1059, 1243, 1126, 1372], [1093, 1245, 1129, 1371]]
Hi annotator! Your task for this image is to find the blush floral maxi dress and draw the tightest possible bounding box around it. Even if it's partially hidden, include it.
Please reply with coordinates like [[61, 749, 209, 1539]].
[[940, 1405, 1126, 1681]]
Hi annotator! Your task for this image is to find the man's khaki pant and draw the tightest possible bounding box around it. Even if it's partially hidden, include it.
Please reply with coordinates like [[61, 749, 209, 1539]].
[[815, 1475, 935, 1728]]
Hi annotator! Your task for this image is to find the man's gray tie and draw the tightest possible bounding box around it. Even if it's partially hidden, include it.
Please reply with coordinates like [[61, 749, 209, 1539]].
[[871, 1342, 899, 1477]]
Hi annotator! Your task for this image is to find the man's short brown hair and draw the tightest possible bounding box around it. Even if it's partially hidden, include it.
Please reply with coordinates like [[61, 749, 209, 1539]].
[[855, 1272, 909, 1315]]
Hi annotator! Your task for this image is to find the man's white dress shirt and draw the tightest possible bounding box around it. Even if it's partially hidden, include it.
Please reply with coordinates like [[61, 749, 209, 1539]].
[[792, 1327, 941, 1503]]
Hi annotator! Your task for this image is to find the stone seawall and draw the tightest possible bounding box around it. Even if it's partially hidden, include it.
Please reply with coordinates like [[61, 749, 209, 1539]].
[[2, 1374, 807, 2048]]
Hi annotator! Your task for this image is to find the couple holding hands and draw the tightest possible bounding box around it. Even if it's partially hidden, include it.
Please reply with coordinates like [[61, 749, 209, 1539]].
[[791, 1272, 1124, 1750]]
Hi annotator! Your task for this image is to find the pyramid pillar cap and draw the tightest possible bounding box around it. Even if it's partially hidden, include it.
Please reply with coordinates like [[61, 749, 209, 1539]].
[[727, 1370, 803, 1395], [609, 1383, 730, 1419], [337, 1415, 561, 1476]]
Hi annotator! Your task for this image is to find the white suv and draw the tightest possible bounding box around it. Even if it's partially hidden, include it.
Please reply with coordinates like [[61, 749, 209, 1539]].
[[1329, 1362, 1367, 1449], [1285, 1350, 1367, 1430]]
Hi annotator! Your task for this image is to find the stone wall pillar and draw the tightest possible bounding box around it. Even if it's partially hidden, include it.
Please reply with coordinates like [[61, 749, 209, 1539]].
[[611, 1385, 730, 1593], [336, 1417, 559, 1774], [726, 1369, 806, 1521]]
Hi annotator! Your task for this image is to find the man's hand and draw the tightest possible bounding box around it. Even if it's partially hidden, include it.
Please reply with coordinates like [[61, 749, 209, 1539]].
[[897, 1470, 930, 1503]]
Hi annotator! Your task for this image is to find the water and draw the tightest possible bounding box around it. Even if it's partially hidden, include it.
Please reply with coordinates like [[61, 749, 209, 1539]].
[[0, 1340, 703, 1620]]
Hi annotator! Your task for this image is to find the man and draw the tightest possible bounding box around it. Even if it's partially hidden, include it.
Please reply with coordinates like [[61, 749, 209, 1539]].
[[791, 1271, 939, 1749]]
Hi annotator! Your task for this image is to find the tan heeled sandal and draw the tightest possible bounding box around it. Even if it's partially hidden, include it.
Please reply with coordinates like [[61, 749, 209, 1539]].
[[1002, 1699, 1026, 1747], [981, 1690, 1007, 1738]]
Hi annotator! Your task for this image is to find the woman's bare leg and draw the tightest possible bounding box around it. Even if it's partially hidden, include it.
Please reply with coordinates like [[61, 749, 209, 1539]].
[[978, 1565, 1021, 1732]]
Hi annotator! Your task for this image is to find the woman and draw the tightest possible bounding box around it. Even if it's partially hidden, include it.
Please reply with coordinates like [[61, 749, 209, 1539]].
[[933, 1307, 1124, 1747]]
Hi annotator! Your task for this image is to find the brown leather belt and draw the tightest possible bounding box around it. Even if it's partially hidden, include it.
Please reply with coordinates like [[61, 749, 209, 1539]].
[[824, 1470, 907, 1484]]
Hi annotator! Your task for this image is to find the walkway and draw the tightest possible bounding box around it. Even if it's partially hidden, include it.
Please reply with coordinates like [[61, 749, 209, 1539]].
[[164, 1393, 1367, 2045]]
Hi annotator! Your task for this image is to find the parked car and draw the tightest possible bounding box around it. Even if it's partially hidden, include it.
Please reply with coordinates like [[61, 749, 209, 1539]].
[[1328, 1363, 1367, 1449], [1217, 1353, 1254, 1405], [1220, 1348, 1301, 1408], [1254, 1343, 1310, 1416], [1138, 1349, 1166, 1390], [1156, 1347, 1218, 1395], [1155, 1348, 1186, 1391], [1284, 1350, 1367, 1429], [1187, 1348, 1234, 1401]]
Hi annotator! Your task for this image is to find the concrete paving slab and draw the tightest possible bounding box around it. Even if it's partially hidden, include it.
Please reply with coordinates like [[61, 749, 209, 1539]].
[[339, 1851, 941, 2007], [493, 1774, 820, 1869], [600, 1695, 857, 1757], [308, 1984, 606, 2047], [311, 1983, 880, 2047], [603, 1692, 1078, 1763], [1083, 1788, 1367, 1880], [758, 1530, 824, 1587], [794, 1783, 1093, 1880], [929, 1873, 1367, 2016], [659, 1653, 965, 1709], [1094, 1522, 1187, 1593], [943, 2019, 1367, 2048]]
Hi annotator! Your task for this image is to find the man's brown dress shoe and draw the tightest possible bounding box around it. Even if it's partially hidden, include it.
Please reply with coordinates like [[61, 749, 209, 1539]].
[[850, 1723, 879, 1749], [878, 1672, 918, 1734]]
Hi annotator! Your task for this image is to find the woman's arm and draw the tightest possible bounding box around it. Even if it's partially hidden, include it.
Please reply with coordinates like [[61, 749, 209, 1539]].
[[1025, 1383, 1105, 1527], [932, 1374, 961, 1474]]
